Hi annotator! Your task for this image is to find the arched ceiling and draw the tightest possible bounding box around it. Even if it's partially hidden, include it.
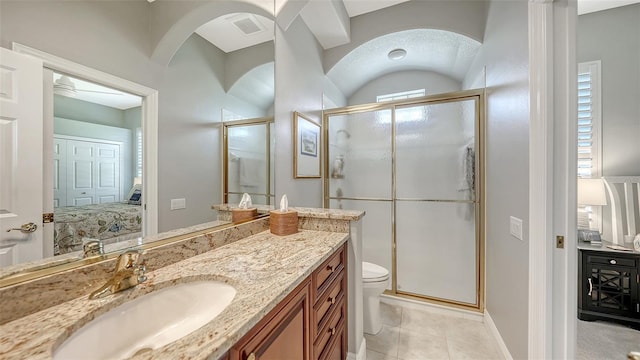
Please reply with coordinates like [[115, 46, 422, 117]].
[[228, 62, 275, 111], [326, 29, 481, 98]]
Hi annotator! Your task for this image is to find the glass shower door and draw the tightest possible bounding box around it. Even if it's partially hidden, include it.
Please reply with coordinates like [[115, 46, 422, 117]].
[[394, 98, 480, 306], [326, 109, 394, 277], [225, 121, 271, 205]]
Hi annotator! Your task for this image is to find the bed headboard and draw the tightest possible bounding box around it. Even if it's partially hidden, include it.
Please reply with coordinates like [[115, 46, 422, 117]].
[[603, 176, 640, 244]]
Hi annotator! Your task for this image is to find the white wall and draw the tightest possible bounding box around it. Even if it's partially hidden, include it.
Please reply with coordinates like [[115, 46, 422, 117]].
[[0, 1, 162, 88], [156, 34, 225, 231], [274, 17, 325, 207], [578, 4, 640, 178], [348, 70, 461, 106], [463, 1, 530, 358], [578, 5, 640, 241]]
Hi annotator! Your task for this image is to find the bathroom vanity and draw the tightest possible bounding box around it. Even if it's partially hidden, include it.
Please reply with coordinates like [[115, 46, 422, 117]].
[[229, 243, 346, 360], [0, 208, 364, 360]]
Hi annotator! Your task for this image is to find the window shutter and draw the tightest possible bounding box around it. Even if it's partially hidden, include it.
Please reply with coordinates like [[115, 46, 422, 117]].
[[136, 127, 143, 178], [577, 61, 602, 230]]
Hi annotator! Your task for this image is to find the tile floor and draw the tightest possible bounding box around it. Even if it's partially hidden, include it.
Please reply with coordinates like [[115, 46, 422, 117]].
[[365, 302, 504, 360]]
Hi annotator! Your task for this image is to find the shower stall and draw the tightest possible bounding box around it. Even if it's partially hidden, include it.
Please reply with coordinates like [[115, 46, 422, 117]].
[[223, 118, 275, 205], [323, 89, 484, 310]]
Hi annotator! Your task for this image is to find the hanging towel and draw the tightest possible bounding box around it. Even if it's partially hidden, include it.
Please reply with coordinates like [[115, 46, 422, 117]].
[[457, 140, 475, 196], [239, 158, 262, 187], [457, 139, 475, 221]]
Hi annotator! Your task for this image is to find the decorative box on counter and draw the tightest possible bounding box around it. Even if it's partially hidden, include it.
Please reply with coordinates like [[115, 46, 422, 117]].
[[269, 210, 298, 236], [232, 208, 258, 222]]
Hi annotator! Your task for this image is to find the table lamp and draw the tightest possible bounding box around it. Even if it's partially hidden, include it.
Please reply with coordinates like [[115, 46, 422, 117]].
[[577, 178, 607, 230]]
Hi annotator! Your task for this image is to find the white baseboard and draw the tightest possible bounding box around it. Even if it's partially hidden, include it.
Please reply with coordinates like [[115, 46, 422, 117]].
[[484, 310, 513, 360], [346, 338, 366, 360], [380, 293, 484, 322]]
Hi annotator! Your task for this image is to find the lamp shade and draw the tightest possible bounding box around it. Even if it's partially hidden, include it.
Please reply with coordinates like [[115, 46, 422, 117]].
[[577, 178, 608, 206]]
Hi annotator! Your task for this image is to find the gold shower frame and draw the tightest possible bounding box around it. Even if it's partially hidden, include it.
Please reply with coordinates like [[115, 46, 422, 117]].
[[222, 117, 274, 205], [322, 89, 486, 312]]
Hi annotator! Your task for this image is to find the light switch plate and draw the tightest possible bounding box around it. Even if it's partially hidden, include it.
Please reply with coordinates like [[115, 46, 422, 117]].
[[510, 216, 523, 240], [171, 198, 186, 210]]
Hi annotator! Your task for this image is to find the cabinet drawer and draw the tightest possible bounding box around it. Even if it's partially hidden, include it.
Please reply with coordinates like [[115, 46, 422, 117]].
[[321, 326, 346, 360], [314, 247, 345, 294], [587, 254, 638, 268], [313, 301, 346, 360], [314, 270, 345, 333]]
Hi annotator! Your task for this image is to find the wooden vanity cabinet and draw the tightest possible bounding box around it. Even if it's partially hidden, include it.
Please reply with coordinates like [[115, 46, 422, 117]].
[[230, 278, 311, 360], [229, 243, 348, 360], [312, 244, 347, 360]]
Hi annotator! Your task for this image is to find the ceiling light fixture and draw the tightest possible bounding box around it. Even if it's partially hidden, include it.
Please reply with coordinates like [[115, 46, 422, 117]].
[[53, 75, 77, 97], [388, 48, 407, 60]]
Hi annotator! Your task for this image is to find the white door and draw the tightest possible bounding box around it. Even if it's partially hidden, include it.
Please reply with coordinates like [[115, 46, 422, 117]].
[[94, 142, 120, 203], [0, 48, 44, 266], [53, 138, 67, 208], [63, 139, 120, 206], [66, 140, 95, 206]]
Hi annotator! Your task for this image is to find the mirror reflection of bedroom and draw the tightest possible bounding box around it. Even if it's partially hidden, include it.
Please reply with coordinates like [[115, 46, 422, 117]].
[[51, 72, 143, 256], [575, 2, 640, 358]]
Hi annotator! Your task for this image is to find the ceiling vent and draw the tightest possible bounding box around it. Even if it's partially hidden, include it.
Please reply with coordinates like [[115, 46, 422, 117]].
[[231, 15, 264, 35]]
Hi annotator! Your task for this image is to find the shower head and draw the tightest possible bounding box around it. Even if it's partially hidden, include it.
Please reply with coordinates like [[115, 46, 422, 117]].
[[336, 129, 351, 138]]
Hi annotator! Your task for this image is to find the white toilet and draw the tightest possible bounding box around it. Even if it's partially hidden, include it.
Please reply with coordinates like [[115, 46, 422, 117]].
[[362, 261, 390, 335]]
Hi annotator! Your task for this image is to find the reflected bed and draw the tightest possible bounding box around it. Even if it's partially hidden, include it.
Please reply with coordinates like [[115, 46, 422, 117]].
[[54, 202, 142, 255]]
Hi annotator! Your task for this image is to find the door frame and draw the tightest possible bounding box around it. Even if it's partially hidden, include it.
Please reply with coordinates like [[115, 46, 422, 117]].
[[12, 43, 159, 239], [528, 0, 577, 358]]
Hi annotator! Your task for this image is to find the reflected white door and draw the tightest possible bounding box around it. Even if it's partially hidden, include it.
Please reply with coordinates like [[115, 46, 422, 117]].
[[0, 48, 44, 266]]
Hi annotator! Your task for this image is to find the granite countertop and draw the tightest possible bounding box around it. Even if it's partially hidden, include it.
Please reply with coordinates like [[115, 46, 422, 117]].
[[212, 204, 365, 221], [0, 229, 348, 360]]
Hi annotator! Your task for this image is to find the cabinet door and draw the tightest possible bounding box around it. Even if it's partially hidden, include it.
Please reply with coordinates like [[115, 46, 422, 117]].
[[583, 259, 639, 318], [232, 281, 311, 360]]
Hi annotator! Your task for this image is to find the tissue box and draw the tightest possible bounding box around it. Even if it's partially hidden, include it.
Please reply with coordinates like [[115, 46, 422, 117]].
[[269, 210, 298, 236], [232, 208, 258, 222]]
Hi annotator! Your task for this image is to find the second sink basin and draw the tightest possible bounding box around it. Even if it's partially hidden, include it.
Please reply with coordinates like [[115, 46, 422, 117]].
[[53, 280, 236, 360]]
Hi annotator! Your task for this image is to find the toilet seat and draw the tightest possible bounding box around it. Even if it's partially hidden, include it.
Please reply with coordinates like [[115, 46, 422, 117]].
[[363, 261, 389, 283]]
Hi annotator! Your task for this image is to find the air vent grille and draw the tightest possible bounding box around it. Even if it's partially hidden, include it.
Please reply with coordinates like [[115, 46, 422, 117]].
[[232, 17, 263, 35]]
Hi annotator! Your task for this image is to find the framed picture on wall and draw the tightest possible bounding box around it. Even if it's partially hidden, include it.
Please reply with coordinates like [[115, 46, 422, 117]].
[[293, 111, 321, 178]]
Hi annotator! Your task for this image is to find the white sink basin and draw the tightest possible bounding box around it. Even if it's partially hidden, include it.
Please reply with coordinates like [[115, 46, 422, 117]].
[[53, 281, 236, 360]]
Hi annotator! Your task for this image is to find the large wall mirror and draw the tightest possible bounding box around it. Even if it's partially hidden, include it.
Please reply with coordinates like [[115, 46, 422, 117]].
[[0, 1, 275, 283]]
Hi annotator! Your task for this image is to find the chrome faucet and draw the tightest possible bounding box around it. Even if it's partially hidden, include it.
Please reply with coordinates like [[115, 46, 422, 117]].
[[89, 250, 147, 299]]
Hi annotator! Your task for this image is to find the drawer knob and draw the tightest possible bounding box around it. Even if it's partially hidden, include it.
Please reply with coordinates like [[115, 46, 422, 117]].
[[327, 265, 335, 273], [610, 259, 617, 265], [328, 296, 336, 305], [330, 327, 336, 336]]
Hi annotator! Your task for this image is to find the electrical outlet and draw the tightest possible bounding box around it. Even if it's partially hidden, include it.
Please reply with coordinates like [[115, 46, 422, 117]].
[[510, 216, 523, 240], [170, 198, 186, 210]]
